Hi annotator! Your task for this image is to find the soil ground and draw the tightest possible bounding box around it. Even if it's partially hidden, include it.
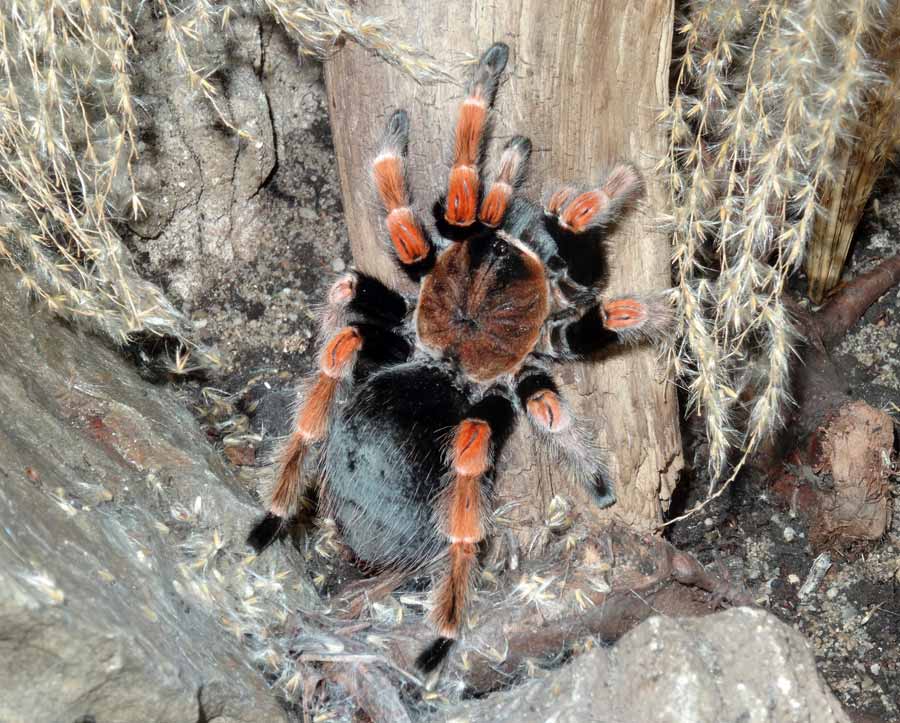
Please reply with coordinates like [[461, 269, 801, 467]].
[[668, 169, 900, 722]]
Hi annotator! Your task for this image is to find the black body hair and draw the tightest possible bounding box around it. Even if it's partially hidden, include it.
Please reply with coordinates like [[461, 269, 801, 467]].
[[246, 512, 286, 552], [415, 636, 455, 673]]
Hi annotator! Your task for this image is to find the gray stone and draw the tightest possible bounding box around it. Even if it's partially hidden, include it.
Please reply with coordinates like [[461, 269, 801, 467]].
[[125, 19, 350, 379], [438, 608, 850, 723], [0, 270, 315, 723]]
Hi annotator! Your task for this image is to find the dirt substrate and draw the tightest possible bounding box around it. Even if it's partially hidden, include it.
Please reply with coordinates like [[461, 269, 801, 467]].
[[668, 169, 900, 722]]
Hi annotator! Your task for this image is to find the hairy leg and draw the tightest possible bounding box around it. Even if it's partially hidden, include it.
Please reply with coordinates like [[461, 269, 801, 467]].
[[417, 392, 516, 673], [516, 367, 615, 507], [247, 321, 410, 551], [435, 43, 509, 236], [547, 292, 674, 358], [320, 270, 409, 335], [479, 135, 531, 227], [372, 110, 435, 280], [542, 164, 643, 290]]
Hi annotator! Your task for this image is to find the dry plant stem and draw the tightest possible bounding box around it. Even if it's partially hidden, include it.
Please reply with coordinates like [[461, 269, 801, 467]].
[[337, 570, 409, 619], [0, 0, 447, 370], [323, 662, 413, 723], [469, 545, 750, 681], [806, 145, 886, 304], [258, 0, 453, 84], [287, 527, 747, 702], [666, 0, 898, 492], [806, 10, 900, 303], [668, 253, 900, 523], [392, 529, 747, 695]]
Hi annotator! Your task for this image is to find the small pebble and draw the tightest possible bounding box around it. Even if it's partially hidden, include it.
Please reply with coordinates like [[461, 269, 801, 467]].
[[826, 587, 839, 599], [331, 258, 346, 272], [783, 526, 796, 543], [871, 663, 881, 676], [787, 574, 801, 585], [703, 517, 714, 528]]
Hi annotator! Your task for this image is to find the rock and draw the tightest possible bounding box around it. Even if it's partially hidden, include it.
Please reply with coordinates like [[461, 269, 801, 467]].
[[0, 270, 316, 723], [125, 20, 350, 378], [439, 608, 850, 723]]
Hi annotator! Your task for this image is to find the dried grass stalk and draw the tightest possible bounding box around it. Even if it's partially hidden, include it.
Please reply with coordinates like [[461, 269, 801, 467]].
[[662, 0, 899, 487], [806, 13, 900, 302], [0, 0, 450, 371]]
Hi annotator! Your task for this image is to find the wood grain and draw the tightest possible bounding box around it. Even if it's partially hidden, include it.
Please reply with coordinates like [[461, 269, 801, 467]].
[[324, 0, 682, 533]]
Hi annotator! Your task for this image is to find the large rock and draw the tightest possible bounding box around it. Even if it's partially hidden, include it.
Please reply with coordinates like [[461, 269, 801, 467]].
[[126, 19, 350, 379], [0, 270, 315, 723], [439, 608, 850, 723]]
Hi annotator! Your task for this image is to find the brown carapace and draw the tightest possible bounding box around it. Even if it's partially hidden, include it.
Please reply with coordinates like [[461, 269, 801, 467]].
[[248, 43, 673, 676]]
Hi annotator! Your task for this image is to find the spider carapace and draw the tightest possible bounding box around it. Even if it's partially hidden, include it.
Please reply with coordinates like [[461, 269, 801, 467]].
[[248, 43, 671, 673]]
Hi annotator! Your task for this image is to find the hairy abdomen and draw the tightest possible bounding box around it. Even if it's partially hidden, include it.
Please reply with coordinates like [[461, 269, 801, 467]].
[[323, 363, 468, 570]]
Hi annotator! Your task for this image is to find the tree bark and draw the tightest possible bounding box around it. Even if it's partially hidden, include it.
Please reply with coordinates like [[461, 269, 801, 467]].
[[324, 1, 682, 534]]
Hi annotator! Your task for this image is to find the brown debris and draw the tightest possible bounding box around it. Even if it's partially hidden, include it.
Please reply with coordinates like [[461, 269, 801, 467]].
[[812, 401, 894, 545], [224, 444, 256, 466], [774, 401, 894, 548]]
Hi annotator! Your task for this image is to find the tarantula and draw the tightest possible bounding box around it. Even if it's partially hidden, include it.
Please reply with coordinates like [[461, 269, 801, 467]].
[[248, 43, 670, 673]]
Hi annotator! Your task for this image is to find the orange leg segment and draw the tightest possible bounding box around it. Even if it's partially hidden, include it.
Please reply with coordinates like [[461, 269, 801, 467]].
[[432, 418, 494, 637], [266, 327, 361, 520], [526, 389, 572, 433], [602, 298, 648, 331], [479, 135, 531, 227], [444, 43, 509, 228], [372, 110, 432, 270], [560, 189, 608, 232], [552, 164, 642, 233], [373, 153, 431, 265]]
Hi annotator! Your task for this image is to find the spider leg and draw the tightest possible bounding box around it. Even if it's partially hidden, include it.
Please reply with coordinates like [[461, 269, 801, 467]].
[[546, 291, 674, 358], [542, 164, 643, 289], [516, 367, 615, 507], [441, 43, 509, 229], [544, 164, 642, 234], [372, 110, 435, 280], [478, 135, 531, 227], [417, 392, 516, 673], [320, 270, 409, 335], [247, 323, 409, 551]]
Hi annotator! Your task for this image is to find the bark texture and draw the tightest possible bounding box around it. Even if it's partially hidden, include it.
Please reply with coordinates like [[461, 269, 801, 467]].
[[324, 1, 682, 532]]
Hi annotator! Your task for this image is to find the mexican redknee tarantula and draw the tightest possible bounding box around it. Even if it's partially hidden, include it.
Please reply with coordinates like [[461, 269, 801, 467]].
[[248, 43, 671, 673]]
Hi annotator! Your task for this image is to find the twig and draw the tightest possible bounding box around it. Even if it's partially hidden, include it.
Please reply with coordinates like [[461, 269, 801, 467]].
[[816, 255, 900, 349]]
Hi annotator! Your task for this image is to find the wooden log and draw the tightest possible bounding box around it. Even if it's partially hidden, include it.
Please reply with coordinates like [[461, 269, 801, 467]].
[[324, 0, 682, 535]]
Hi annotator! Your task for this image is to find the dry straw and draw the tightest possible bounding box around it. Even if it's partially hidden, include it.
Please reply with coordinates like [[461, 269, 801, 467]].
[[0, 0, 449, 371], [661, 0, 899, 493]]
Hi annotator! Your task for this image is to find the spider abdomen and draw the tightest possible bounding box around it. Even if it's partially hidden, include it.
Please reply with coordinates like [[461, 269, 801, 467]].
[[417, 233, 549, 382], [323, 362, 470, 570]]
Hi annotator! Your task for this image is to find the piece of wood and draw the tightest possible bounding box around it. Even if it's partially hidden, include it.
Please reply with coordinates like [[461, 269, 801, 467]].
[[324, 1, 682, 534]]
